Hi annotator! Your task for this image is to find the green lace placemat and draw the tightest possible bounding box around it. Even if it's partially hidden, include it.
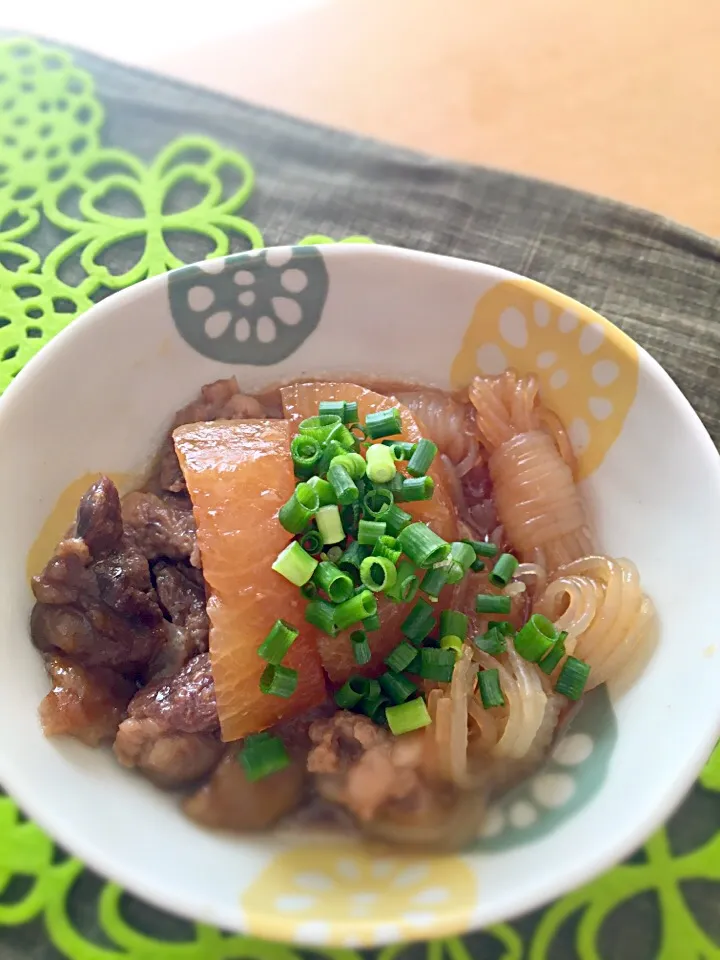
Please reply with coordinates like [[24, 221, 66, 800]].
[[1, 34, 719, 960]]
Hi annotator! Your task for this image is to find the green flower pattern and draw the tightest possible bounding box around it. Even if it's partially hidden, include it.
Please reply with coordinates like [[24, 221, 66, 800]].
[[0, 35, 717, 960]]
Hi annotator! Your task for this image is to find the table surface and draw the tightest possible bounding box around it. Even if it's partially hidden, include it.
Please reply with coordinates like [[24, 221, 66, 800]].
[[4, 0, 720, 236]]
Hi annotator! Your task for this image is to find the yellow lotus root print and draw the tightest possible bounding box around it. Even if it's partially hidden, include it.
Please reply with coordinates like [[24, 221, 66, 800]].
[[450, 277, 639, 479], [241, 843, 477, 946]]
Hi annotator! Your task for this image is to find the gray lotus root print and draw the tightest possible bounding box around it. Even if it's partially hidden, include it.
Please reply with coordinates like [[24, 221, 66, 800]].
[[168, 246, 329, 365]]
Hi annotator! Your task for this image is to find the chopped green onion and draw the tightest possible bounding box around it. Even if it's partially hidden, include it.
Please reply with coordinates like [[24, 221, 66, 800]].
[[366, 443, 397, 484], [555, 656, 591, 700], [239, 734, 290, 781], [448, 542, 476, 579], [326, 545, 343, 563], [440, 635, 464, 659], [539, 631, 568, 675], [259, 663, 298, 698], [278, 482, 319, 534], [299, 414, 342, 442], [334, 589, 377, 630], [407, 438, 438, 477], [317, 439, 345, 475], [419, 647, 455, 682], [384, 503, 413, 537], [343, 401, 359, 424], [401, 598, 437, 643], [327, 462, 359, 506], [372, 534, 402, 565], [385, 640, 419, 673], [358, 519, 386, 545], [382, 439, 416, 460], [315, 504, 345, 545], [364, 612, 381, 632], [350, 423, 367, 442], [304, 598, 338, 636], [379, 670, 417, 704], [360, 555, 398, 592], [395, 476, 435, 502], [257, 619, 299, 664], [470, 558, 486, 572], [478, 668, 505, 708], [306, 475, 335, 505], [299, 528, 323, 555], [350, 629, 372, 665], [340, 500, 361, 538], [420, 565, 448, 600], [464, 539, 499, 558], [335, 675, 370, 708], [397, 522, 450, 568], [325, 420, 356, 450], [515, 613, 557, 662], [337, 541, 371, 581], [489, 620, 514, 635], [361, 693, 389, 724], [313, 560, 354, 603], [386, 697, 432, 735], [473, 626, 507, 655], [363, 487, 394, 520], [290, 434, 323, 478], [300, 581, 318, 600], [385, 558, 420, 603], [319, 400, 346, 420], [272, 540, 318, 586], [379, 473, 405, 498], [364, 406, 403, 440], [439, 609, 469, 641], [364, 678, 381, 701], [489, 553, 519, 588], [475, 593, 512, 614], [330, 452, 366, 479]]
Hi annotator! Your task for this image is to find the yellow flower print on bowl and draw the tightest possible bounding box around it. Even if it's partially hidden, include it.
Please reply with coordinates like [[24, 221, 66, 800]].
[[450, 277, 639, 479], [241, 842, 477, 946]]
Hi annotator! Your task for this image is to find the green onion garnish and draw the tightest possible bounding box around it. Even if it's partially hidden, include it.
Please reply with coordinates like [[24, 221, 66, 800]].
[[384, 503, 413, 537], [439, 609, 469, 641], [538, 630, 568, 675], [361, 693, 389, 724], [259, 663, 298, 698], [420, 565, 448, 600], [360, 555, 398, 593], [385, 640, 419, 673], [407, 438, 438, 477], [363, 487, 394, 520], [334, 589, 377, 630], [319, 400, 346, 420], [364, 612, 381, 632], [299, 414, 342, 442], [306, 475, 335, 505], [239, 733, 290, 782], [382, 439, 416, 460], [365, 443, 397, 484], [419, 647, 455, 682], [272, 540, 318, 586], [278, 481, 319, 535], [386, 697, 432, 735], [385, 558, 419, 603], [299, 528, 323, 555], [555, 656, 590, 700], [350, 629, 372, 665], [470, 558, 486, 572], [401, 598, 437, 643], [397, 522, 450, 568], [300, 581, 318, 600], [313, 560, 354, 603], [257, 619, 299, 664], [395, 476, 435, 502], [337, 541, 371, 581], [365, 406, 403, 440], [325, 420, 356, 450], [290, 434, 323, 478], [317, 439, 345, 475], [326, 545, 343, 562], [478, 668, 505, 708], [379, 670, 417, 704], [488, 552, 519, 588], [440, 635, 464, 659], [473, 626, 507, 655], [515, 613, 557, 662], [335, 675, 370, 708], [358, 519, 387, 546], [327, 462, 359, 506], [464, 539, 499, 558], [330, 452, 366, 479], [372, 534, 402, 565], [447, 542, 476, 580], [315, 504, 345, 545], [343, 401, 359, 424], [340, 500, 361, 538], [304, 598, 338, 636], [489, 620, 514, 634], [475, 593, 512, 614]]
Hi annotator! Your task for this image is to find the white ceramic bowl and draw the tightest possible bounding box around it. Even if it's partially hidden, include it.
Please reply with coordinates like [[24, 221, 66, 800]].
[[1, 243, 719, 946]]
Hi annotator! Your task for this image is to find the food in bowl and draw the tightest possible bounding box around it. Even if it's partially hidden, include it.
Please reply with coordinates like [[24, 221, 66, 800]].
[[29, 371, 655, 847]]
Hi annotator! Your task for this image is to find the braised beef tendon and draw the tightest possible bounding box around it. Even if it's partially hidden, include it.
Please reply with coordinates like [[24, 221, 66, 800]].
[[149, 561, 209, 678], [121, 491, 196, 561]]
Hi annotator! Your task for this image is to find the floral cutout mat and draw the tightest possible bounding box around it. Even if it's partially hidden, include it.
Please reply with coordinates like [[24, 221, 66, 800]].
[[1, 35, 719, 960]]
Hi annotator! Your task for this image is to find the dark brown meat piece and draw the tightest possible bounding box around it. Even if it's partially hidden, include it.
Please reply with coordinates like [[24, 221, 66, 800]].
[[31, 477, 165, 674], [149, 562, 209, 677], [183, 749, 305, 831], [307, 711, 425, 821], [39, 654, 135, 747], [114, 653, 221, 787], [158, 378, 267, 493], [122, 491, 196, 561]]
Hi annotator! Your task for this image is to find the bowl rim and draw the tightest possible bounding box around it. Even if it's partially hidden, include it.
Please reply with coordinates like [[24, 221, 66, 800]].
[[2, 242, 720, 943]]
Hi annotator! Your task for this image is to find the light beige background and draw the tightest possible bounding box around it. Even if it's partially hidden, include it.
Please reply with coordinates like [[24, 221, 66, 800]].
[[5, 0, 719, 234]]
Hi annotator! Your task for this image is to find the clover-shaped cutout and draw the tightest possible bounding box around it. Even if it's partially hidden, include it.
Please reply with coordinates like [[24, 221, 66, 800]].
[[168, 246, 329, 366]]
